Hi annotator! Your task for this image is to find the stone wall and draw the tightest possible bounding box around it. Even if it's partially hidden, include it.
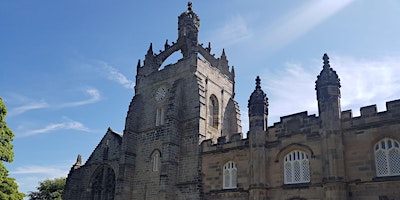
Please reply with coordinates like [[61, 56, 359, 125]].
[[199, 99, 400, 199]]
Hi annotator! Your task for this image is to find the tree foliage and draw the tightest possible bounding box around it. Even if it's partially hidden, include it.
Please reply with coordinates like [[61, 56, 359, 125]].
[[0, 98, 25, 199], [0, 98, 14, 163], [27, 177, 66, 200]]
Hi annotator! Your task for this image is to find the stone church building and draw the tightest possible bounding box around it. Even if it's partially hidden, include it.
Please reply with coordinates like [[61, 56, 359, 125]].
[[63, 3, 400, 200]]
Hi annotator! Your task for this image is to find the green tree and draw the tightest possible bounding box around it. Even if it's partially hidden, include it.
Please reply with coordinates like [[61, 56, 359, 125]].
[[27, 177, 66, 200], [0, 98, 25, 200]]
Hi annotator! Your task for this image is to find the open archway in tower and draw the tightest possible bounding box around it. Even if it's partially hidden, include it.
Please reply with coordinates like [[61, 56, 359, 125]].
[[159, 51, 183, 70]]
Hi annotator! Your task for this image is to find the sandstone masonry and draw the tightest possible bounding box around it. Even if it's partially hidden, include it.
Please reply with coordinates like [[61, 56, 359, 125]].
[[63, 3, 400, 200]]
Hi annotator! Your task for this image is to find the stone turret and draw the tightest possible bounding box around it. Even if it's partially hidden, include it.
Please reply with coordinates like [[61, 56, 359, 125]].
[[248, 76, 268, 199], [315, 53, 341, 130], [316, 54, 346, 198], [248, 76, 268, 131]]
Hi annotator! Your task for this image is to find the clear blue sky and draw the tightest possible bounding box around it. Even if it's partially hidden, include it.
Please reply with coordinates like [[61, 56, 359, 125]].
[[1, 0, 400, 195]]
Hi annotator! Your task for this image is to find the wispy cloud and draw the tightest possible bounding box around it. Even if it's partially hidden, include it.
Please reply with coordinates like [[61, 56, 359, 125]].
[[9, 101, 49, 116], [104, 64, 135, 90], [6, 89, 101, 117], [333, 55, 400, 112], [265, 62, 318, 122], [262, 54, 400, 124], [262, 0, 355, 50], [214, 14, 252, 46], [11, 165, 68, 177], [58, 89, 101, 108], [92, 60, 135, 90], [10, 165, 69, 194], [19, 118, 91, 137]]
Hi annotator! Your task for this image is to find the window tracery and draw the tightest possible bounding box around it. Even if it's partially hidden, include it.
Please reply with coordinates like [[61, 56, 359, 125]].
[[375, 138, 400, 177], [90, 165, 115, 200], [223, 161, 237, 189], [284, 150, 310, 184]]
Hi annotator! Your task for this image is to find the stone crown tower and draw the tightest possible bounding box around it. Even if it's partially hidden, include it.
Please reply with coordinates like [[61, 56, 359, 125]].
[[120, 2, 242, 199], [63, 3, 242, 200]]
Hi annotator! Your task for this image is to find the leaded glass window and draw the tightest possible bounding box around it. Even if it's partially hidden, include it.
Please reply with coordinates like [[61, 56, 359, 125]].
[[375, 138, 400, 177], [223, 161, 237, 189], [284, 150, 310, 184]]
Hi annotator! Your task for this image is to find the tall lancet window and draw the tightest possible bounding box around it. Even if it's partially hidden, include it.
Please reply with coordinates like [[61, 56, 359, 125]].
[[375, 138, 400, 177], [209, 95, 219, 128], [152, 150, 161, 172], [156, 107, 165, 126], [284, 150, 310, 184]]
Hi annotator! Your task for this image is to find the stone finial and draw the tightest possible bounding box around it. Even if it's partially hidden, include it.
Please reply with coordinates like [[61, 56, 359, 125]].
[[164, 39, 170, 50], [316, 53, 340, 88], [76, 154, 82, 164], [323, 53, 330, 69], [136, 59, 141, 68], [146, 43, 153, 55], [188, 2, 193, 11], [73, 154, 82, 169], [255, 76, 261, 90], [248, 76, 268, 109], [220, 49, 227, 61]]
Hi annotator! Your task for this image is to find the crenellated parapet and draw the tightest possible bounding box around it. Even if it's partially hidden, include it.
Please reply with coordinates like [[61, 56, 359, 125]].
[[201, 133, 248, 154], [341, 99, 400, 130], [269, 111, 320, 140]]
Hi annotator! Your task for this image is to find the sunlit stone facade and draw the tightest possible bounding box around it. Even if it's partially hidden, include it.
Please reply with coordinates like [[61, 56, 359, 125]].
[[63, 3, 400, 200]]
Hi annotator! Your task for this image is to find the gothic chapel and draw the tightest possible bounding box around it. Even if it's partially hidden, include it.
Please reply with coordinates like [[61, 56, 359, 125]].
[[64, 3, 400, 200]]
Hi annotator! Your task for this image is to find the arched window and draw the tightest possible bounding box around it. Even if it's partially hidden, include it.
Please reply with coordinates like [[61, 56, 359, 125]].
[[284, 150, 310, 184], [156, 107, 165, 126], [223, 161, 237, 189], [375, 138, 400, 177], [90, 165, 115, 200], [209, 95, 219, 128], [152, 151, 161, 172]]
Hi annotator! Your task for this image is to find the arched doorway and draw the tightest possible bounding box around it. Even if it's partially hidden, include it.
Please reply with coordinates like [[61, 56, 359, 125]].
[[90, 164, 116, 200]]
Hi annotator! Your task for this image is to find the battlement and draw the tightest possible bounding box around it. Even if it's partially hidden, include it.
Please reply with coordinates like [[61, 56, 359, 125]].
[[268, 111, 320, 139], [201, 133, 248, 154], [341, 99, 400, 130]]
